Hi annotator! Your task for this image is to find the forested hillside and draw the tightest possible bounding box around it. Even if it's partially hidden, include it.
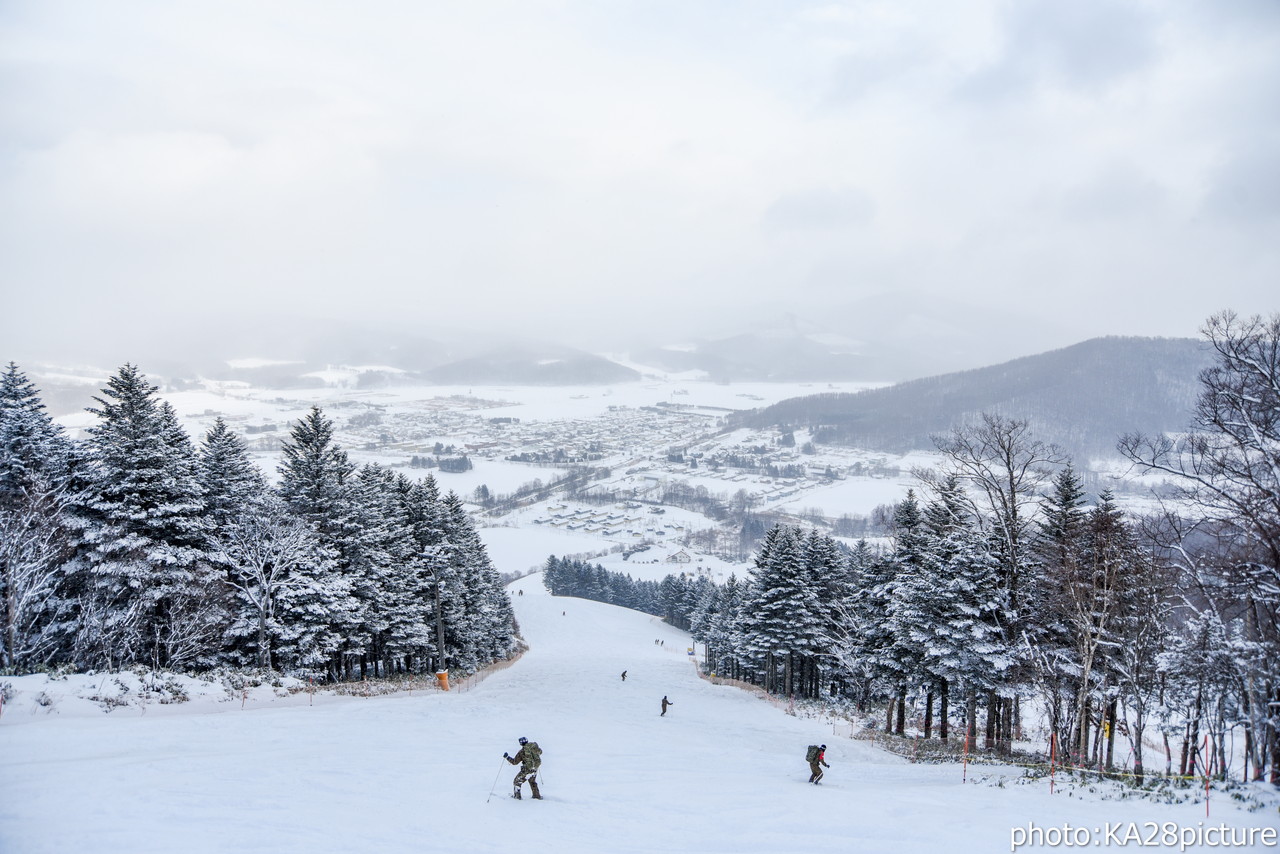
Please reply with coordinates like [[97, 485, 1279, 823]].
[[744, 336, 1211, 458]]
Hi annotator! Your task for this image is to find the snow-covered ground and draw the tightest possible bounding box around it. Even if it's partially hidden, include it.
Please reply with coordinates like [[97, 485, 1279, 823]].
[[3, 579, 1275, 854]]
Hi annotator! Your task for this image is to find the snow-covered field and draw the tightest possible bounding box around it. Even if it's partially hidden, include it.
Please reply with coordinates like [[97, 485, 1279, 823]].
[[3, 579, 1275, 854]]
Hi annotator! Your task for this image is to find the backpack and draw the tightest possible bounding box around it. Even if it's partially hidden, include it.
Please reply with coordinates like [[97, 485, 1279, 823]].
[[527, 742, 542, 768], [806, 744, 821, 762]]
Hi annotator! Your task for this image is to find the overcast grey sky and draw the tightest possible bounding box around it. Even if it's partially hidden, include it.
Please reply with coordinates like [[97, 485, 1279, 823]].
[[2, 0, 1277, 365]]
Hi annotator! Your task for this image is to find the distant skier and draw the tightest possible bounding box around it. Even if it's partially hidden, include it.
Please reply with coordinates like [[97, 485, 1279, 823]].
[[806, 744, 830, 784], [621, 670, 627, 681], [661, 695, 673, 716], [504, 736, 543, 800]]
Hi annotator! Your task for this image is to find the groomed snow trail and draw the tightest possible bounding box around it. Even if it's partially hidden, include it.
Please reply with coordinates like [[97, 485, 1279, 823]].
[[1, 575, 1273, 853]]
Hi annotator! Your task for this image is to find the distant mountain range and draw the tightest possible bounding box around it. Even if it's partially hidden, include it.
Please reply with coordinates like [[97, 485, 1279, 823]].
[[739, 336, 1213, 459]]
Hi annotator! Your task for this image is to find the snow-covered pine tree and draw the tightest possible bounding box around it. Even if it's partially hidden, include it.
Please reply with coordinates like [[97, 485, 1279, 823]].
[[800, 529, 849, 699], [347, 463, 408, 678], [0, 362, 76, 504], [440, 491, 516, 669], [277, 406, 363, 678], [1025, 464, 1090, 744], [740, 524, 823, 697], [688, 581, 722, 664], [707, 573, 746, 680], [198, 418, 266, 529], [908, 520, 1008, 743], [880, 491, 932, 734], [1108, 546, 1173, 784], [73, 365, 222, 669], [436, 491, 487, 673], [376, 471, 438, 674], [1068, 490, 1142, 764]]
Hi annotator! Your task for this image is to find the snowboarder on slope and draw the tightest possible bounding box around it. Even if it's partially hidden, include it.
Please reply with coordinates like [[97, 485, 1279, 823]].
[[807, 744, 830, 784], [621, 670, 627, 681], [660, 695, 673, 716], [504, 737, 543, 800]]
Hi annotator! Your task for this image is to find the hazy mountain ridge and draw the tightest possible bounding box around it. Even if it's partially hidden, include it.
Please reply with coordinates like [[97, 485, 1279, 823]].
[[423, 346, 641, 385], [628, 297, 1083, 382], [632, 332, 868, 382], [742, 336, 1213, 459]]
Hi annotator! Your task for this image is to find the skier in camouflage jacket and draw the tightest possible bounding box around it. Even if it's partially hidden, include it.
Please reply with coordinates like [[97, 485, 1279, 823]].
[[504, 737, 543, 800]]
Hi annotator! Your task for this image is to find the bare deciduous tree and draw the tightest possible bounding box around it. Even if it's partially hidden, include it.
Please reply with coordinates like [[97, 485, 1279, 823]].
[[0, 480, 70, 671], [1120, 310, 1280, 783]]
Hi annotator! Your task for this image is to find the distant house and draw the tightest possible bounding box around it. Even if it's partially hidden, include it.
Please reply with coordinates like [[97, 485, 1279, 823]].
[[666, 550, 692, 564]]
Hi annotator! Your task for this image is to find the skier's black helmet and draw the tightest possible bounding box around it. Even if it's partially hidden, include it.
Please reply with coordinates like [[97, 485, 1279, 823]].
[[518, 736, 528, 745], [820, 744, 826, 750]]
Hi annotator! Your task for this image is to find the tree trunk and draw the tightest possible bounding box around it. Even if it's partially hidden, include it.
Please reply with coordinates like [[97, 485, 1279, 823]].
[[1078, 697, 1092, 763], [1104, 699, 1117, 772], [940, 681, 950, 741], [924, 690, 934, 739], [1133, 718, 1146, 786], [985, 691, 997, 750], [896, 685, 907, 736], [257, 610, 268, 669], [1187, 687, 1203, 775], [998, 696, 1008, 752]]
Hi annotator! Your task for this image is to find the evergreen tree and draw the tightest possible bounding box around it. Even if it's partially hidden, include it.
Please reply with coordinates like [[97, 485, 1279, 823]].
[[74, 365, 222, 669], [0, 362, 75, 504], [1026, 464, 1090, 742], [198, 418, 266, 529], [277, 406, 363, 676], [740, 525, 822, 696]]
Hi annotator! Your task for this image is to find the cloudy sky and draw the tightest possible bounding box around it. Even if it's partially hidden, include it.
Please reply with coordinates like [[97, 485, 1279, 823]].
[[1, 0, 1277, 366]]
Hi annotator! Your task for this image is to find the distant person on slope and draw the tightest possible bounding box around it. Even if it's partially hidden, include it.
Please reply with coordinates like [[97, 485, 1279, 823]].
[[621, 670, 627, 681], [806, 744, 830, 784], [660, 695, 673, 716], [504, 737, 543, 800]]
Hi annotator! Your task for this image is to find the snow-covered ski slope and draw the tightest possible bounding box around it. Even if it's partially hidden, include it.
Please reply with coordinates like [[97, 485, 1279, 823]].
[[2, 576, 1275, 854]]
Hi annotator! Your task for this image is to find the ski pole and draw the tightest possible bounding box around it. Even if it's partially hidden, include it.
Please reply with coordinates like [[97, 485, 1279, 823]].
[[486, 756, 508, 804]]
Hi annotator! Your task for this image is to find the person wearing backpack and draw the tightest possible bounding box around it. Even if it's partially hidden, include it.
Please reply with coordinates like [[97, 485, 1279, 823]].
[[806, 744, 830, 784], [660, 695, 673, 716], [504, 736, 543, 800]]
